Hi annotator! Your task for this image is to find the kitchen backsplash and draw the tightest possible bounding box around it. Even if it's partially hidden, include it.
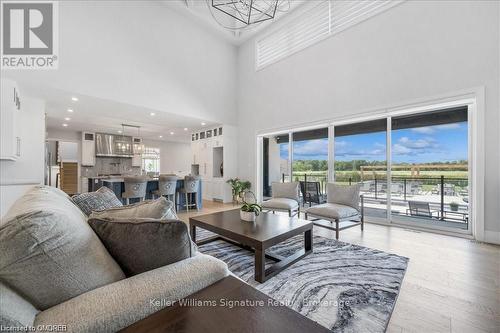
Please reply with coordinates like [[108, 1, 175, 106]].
[[82, 157, 141, 177]]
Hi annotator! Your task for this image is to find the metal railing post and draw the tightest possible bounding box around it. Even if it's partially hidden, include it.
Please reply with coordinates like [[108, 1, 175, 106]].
[[403, 178, 407, 201], [375, 177, 378, 200], [282, 173, 285, 183], [440, 175, 445, 220]]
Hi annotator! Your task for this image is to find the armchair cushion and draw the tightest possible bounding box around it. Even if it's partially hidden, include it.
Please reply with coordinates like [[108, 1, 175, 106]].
[[326, 183, 361, 209], [89, 197, 177, 220], [306, 203, 359, 220], [271, 182, 300, 201], [88, 218, 195, 276], [262, 198, 299, 210]]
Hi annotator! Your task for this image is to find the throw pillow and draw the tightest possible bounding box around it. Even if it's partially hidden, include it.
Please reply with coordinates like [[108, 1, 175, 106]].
[[0, 209, 125, 310], [72, 186, 123, 216], [88, 218, 194, 276], [89, 197, 177, 220]]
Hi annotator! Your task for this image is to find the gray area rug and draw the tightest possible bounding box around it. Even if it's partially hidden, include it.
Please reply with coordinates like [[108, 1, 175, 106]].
[[198, 229, 408, 332]]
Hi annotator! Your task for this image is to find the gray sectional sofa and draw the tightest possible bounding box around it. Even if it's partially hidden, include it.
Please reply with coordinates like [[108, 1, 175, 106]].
[[0, 186, 229, 332]]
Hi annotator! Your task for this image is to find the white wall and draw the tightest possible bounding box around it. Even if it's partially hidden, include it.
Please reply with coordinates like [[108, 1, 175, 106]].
[[236, 1, 500, 234], [142, 139, 191, 175], [0, 97, 46, 218], [6, 1, 238, 125]]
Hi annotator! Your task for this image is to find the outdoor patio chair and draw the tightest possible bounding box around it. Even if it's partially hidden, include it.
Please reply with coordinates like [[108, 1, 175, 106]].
[[304, 183, 364, 239], [261, 182, 300, 217], [407, 200, 440, 218], [360, 180, 373, 192], [299, 181, 326, 207]]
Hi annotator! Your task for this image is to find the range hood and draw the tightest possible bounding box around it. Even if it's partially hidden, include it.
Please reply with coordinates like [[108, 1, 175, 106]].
[[95, 133, 134, 157]]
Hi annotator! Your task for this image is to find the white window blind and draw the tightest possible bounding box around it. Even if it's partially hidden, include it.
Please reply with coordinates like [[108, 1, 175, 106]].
[[256, 0, 403, 70]]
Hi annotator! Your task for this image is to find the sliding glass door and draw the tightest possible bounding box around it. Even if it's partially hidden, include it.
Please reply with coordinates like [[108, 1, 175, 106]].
[[390, 107, 469, 231], [261, 134, 290, 199], [259, 103, 472, 234], [334, 119, 388, 220], [291, 128, 328, 206]]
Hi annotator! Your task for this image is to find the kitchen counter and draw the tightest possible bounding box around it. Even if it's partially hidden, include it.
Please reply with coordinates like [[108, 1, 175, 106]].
[[101, 178, 203, 209]]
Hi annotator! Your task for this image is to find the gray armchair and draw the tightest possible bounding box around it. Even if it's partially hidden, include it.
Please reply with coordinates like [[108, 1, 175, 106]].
[[261, 182, 300, 217], [305, 183, 364, 239]]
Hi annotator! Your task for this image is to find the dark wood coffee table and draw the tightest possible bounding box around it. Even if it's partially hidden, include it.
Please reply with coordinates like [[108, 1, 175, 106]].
[[119, 276, 330, 333], [189, 209, 313, 283]]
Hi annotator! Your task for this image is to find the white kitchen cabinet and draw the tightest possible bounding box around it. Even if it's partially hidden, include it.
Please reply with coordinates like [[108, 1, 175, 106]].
[[213, 136, 223, 148], [0, 79, 21, 160], [191, 125, 237, 203], [81, 132, 96, 166], [132, 154, 142, 167]]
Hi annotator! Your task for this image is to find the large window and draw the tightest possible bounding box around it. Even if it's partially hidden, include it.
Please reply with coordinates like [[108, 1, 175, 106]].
[[292, 128, 328, 206], [262, 134, 289, 199], [259, 105, 471, 234], [256, 0, 402, 69], [142, 147, 160, 173], [334, 119, 388, 219], [390, 107, 469, 230]]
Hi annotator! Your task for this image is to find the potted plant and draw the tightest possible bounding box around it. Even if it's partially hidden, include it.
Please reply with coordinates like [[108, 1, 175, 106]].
[[449, 201, 460, 212], [238, 180, 251, 200], [240, 191, 262, 222], [226, 178, 242, 203], [226, 178, 252, 204]]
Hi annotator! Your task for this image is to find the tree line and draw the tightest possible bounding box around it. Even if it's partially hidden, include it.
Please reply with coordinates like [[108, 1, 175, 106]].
[[292, 159, 468, 172]]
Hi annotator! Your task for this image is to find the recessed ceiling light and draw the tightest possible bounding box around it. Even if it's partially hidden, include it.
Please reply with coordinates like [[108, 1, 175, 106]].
[[64, 117, 71, 121], [62, 123, 68, 127], [184, 128, 188, 131], [118, 130, 122, 134], [170, 131, 174, 135], [67, 109, 74, 113], [201, 122, 206, 126], [71, 97, 78, 102], [150, 112, 155, 116], [159, 135, 163, 138]]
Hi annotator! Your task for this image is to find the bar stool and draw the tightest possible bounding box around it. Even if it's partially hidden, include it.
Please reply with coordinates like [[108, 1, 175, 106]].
[[179, 176, 200, 212], [153, 174, 178, 211], [122, 176, 148, 205]]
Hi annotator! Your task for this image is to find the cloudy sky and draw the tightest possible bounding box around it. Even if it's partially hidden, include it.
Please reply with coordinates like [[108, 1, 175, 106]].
[[280, 122, 468, 163]]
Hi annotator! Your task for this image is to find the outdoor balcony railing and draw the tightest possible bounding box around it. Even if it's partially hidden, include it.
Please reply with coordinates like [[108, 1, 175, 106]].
[[281, 172, 469, 227]]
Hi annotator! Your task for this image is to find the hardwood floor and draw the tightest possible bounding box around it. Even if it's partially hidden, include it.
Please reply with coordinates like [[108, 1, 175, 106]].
[[177, 201, 500, 333]]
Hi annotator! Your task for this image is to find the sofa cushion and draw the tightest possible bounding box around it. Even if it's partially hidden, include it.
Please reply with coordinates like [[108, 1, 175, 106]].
[[88, 218, 195, 276], [0, 282, 39, 328], [271, 182, 300, 201], [72, 186, 123, 216], [0, 186, 125, 310], [89, 197, 177, 220], [326, 183, 361, 209], [262, 198, 299, 210], [34, 254, 229, 333], [306, 203, 359, 220]]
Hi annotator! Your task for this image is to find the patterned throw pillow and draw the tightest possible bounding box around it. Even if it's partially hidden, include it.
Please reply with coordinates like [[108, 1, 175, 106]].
[[89, 197, 177, 220], [72, 187, 123, 216]]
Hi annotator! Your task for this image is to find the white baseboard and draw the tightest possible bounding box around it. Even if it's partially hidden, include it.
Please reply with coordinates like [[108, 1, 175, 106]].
[[484, 230, 500, 245]]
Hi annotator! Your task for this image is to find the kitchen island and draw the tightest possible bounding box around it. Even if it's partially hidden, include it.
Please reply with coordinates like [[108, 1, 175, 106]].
[[100, 177, 203, 209]]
